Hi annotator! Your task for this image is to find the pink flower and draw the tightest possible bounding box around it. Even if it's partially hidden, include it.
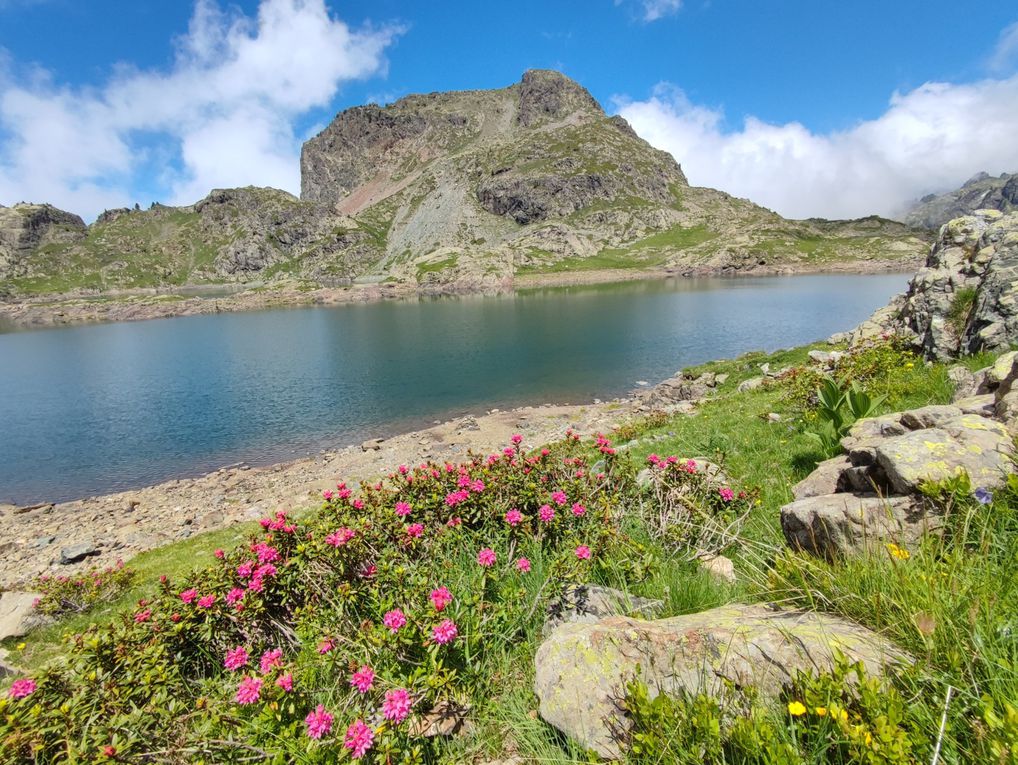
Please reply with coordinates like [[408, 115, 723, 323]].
[[226, 587, 245, 606], [446, 516, 462, 527], [685, 459, 698, 474], [647, 453, 661, 465], [224, 646, 249, 671], [8, 678, 36, 699], [322, 489, 334, 500], [343, 719, 374, 759], [511, 433, 523, 445], [236, 560, 254, 579], [504, 508, 523, 526], [398, 464, 409, 475], [253, 543, 279, 565], [325, 527, 356, 547], [349, 665, 375, 694], [551, 490, 568, 506], [317, 638, 335, 654], [179, 588, 197, 604], [719, 487, 735, 502], [196, 594, 216, 608], [477, 548, 497, 567], [235, 676, 263, 705], [134, 609, 151, 623], [571, 502, 587, 517], [394, 501, 412, 517], [305, 704, 334, 740], [575, 545, 592, 560], [445, 489, 469, 507], [359, 563, 377, 579], [260, 648, 283, 674], [432, 619, 458, 644], [214, 548, 224, 559], [406, 523, 424, 539], [383, 609, 407, 633], [516, 557, 532, 573], [539, 504, 555, 522], [256, 563, 277, 579], [352, 498, 365, 510], [430, 587, 453, 612], [471, 479, 485, 493], [382, 688, 413, 723], [276, 673, 293, 692]]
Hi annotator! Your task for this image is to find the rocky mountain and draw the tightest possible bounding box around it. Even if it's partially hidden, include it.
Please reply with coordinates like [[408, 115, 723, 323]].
[[843, 209, 1018, 359], [903, 171, 1018, 230], [1, 71, 928, 298]]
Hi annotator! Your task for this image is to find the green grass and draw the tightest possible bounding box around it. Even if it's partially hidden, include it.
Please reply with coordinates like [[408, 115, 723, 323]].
[[6, 342, 1016, 763]]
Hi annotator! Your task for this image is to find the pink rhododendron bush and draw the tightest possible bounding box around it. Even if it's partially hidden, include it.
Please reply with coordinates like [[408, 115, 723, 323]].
[[1, 434, 744, 762]]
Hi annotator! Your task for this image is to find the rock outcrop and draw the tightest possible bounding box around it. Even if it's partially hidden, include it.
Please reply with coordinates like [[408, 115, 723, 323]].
[[0, 204, 86, 284], [903, 171, 1018, 230], [534, 604, 908, 758], [783, 399, 1014, 559], [846, 210, 1018, 359]]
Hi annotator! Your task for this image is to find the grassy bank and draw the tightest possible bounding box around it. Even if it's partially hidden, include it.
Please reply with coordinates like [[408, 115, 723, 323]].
[[2, 339, 1016, 763]]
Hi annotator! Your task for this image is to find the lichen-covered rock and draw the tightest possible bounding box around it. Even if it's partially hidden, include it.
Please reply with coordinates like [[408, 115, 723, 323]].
[[874, 418, 1012, 494], [534, 604, 908, 758], [846, 211, 1018, 359], [781, 493, 932, 559]]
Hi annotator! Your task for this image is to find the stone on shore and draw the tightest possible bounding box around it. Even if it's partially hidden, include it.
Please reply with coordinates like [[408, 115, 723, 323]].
[[0, 591, 46, 640]]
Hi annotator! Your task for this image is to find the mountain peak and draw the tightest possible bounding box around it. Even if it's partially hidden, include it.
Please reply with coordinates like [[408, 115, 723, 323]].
[[517, 69, 603, 126]]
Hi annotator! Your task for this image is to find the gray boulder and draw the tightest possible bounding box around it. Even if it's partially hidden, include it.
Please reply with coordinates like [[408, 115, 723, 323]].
[[534, 604, 908, 758], [0, 591, 46, 640], [781, 493, 933, 559], [874, 418, 1012, 494], [791, 455, 850, 499]]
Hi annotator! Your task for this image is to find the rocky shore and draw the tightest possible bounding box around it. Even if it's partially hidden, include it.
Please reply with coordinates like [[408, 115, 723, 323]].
[[1, 396, 670, 589], [0, 257, 918, 330]]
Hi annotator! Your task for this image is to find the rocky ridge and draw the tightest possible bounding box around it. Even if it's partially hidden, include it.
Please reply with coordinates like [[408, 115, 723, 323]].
[[2, 71, 927, 304], [903, 170, 1018, 230]]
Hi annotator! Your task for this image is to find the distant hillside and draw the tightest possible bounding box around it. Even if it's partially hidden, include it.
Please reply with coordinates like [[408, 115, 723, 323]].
[[903, 171, 1018, 230], [1, 71, 929, 298]]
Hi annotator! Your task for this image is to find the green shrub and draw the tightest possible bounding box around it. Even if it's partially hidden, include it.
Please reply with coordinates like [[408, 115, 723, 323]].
[[29, 561, 136, 616]]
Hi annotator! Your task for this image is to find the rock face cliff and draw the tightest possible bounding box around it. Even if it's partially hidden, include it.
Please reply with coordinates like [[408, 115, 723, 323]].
[[0, 204, 86, 288], [903, 171, 1018, 230], [2, 71, 927, 297], [845, 209, 1018, 359]]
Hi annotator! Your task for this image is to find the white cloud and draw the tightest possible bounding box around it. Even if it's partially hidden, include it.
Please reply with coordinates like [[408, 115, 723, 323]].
[[615, 0, 682, 23], [989, 21, 1018, 73], [0, 0, 400, 219], [616, 75, 1018, 220]]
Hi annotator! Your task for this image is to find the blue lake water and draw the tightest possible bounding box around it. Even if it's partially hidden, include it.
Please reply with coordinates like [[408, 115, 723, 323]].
[[0, 273, 907, 504]]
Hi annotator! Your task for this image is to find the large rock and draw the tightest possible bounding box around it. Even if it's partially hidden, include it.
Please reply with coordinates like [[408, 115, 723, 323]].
[[874, 418, 1012, 494], [781, 493, 933, 559], [791, 455, 850, 499], [0, 591, 46, 640], [534, 604, 908, 758]]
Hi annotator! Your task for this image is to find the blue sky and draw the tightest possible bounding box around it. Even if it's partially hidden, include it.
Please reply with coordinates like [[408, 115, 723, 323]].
[[1, 0, 1017, 220]]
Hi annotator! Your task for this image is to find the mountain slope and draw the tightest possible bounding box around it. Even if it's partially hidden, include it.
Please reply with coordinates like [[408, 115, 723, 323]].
[[2, 71, 928, 298], [903, 171, 1018, 230]]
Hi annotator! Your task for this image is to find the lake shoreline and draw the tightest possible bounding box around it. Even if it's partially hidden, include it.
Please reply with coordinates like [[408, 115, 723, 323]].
[[0, 257, 917, 330], [0, 396, 656, 589]]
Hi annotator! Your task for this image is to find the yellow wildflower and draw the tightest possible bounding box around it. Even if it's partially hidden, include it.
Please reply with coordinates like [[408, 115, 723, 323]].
[[815, 706, 827, 716], [886, 542, 910, 560], [16, 642, 26, 651], [787, 701, 807, 716]]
